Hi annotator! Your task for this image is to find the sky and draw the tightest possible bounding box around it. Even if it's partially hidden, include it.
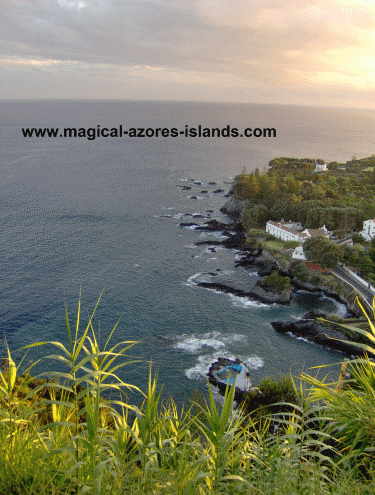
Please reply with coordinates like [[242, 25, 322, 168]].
[[1, 0, 375, 108]]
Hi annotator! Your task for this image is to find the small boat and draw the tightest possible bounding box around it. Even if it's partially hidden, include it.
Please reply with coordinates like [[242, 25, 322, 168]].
[[207, 358, 252, 400]]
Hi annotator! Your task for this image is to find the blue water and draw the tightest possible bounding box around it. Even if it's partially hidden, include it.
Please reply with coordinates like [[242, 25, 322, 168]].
[[1, 101, 374, 404]]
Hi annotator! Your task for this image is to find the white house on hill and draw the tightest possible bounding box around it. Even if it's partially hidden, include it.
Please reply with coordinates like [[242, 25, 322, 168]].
[[266, 221, 329, 243], [266, 221, 302, 242], [360, 219, 375, 241], [315, 163, 327, 172]]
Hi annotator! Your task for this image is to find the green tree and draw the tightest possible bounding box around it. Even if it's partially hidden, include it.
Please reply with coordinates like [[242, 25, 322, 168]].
[[241, 204, 269, 230], [259, 270, 292, 293], [303, 237, 343, 269], [358, 255, 375, 277], [327, 161, 338, 171], [233, 172, 251, 199]]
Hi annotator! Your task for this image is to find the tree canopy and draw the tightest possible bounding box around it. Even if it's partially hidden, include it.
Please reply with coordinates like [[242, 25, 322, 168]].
[[303, 237, 343, 269]]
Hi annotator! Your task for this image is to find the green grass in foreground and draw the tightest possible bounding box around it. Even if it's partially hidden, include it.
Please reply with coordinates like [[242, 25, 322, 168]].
[[1, 294, 375, 494]]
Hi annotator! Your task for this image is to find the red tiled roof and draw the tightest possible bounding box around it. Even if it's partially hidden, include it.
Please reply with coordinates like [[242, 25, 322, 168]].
[[305, 229, 327, 238]]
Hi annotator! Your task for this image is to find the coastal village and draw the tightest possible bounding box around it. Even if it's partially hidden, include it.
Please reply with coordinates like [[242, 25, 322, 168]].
[[175, 155, 375, 361], [218, 155, 375, 310]]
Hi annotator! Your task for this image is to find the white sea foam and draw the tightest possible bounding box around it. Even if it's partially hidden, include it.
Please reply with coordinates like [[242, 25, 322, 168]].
[[199, 232, 229, 240], [185, 351, 237, 380], [286, 331, 317, 346], [173, 213, 184, 219], [228, 294, 271, 309], [185, 272, 202, 286], [320, 295, 348, 316], [175, 337, 225, 353], [161, 207, 176, 210], [291, 314, 303, 320], [174, 331, 248, 354], [184, 244, 198, 249]]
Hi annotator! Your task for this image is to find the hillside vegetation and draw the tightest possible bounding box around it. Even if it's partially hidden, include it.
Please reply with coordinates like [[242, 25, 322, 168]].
[[237, 156, 375, 231], [236, 155, 375, 283]]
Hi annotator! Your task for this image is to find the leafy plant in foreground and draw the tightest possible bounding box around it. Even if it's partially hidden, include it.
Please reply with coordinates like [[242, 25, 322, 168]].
[[193, 378, 253, 490], [20, 291, 142, 492], [302, 296, 375, 472]]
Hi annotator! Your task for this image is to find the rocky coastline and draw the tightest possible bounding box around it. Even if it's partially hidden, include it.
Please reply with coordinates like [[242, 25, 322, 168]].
[[176, 178, 365, 357], [271, 311, 365, 357], [182, 216, 365, 355], [186, 221, 356, 309], [196, 278, 292, 305]]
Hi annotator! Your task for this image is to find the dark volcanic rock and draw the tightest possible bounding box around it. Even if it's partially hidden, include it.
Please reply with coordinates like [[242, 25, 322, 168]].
[[220, 197, 249, 217], [194, 231, 255, 251], [197, 278, 291, 305], [195, 240, 222, 246], [303, 310, 328, 320], [220, 233, 245, 248], [195, 219, 241, 232], [271, 319, 365, 356], [252, 284, 292, 304], [213, 188, 224, 193], [255, 260, 276, 276], [180, 222, 198, 227]]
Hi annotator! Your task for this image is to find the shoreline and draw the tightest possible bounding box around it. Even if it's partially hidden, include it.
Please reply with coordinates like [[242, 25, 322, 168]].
[[182, 217, 364, 357]]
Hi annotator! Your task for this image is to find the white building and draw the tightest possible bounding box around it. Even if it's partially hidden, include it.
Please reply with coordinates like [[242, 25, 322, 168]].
[[266, 221, 304, 242], [360, 219, 375, 241], [266, 221, 329, 244], [292, 245, 307, 260], [315, 163, 327, 172]]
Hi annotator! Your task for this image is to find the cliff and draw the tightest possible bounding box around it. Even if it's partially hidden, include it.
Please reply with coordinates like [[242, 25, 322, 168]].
[[219, 179, 248, 218]]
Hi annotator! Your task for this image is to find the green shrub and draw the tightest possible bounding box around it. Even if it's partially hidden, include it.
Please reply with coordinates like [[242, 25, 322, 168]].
[[311, 274, 322, 285], [290, 262, 309, 282], [284, 240, 301, 249], [259, 270, 292, 293], [265, 233, 277, 241], [243, 375, 298, 417]]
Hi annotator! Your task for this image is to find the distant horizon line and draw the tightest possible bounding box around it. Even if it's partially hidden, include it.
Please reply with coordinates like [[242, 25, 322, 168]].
[[1, 98, 374, 113]]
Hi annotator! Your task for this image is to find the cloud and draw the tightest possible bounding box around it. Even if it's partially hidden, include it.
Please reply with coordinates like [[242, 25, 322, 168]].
[[1, 0, 374, 105]]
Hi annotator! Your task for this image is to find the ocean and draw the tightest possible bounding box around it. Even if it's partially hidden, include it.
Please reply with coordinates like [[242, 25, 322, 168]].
[[1, 100, 374, 404]]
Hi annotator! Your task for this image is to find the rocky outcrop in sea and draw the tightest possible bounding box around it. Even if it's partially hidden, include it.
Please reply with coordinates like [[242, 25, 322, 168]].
[[271, 313, 366, 356]]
